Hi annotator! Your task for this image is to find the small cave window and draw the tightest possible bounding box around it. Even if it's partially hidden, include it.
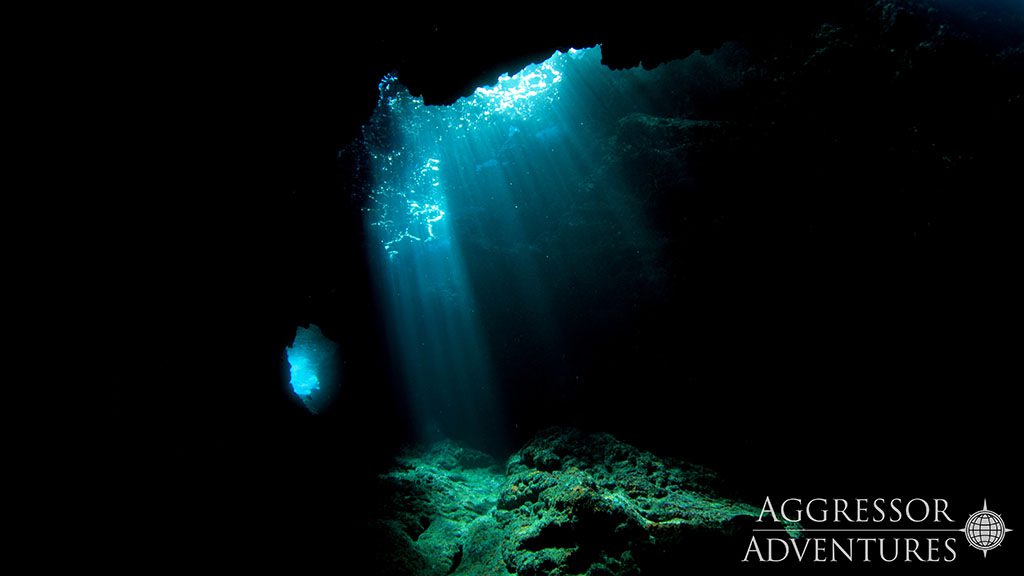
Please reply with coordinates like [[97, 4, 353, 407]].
[[285, 324, 340, 413]]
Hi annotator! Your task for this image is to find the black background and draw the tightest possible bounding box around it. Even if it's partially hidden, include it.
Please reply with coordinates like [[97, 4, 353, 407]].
[[80, 1, 1019, 571]]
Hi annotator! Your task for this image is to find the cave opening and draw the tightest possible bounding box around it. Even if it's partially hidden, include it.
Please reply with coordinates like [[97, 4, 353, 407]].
[[351, 45, 743, 454], [286, 323, 340, 414]]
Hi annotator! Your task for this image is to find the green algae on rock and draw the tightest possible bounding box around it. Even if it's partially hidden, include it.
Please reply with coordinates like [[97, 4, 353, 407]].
[[372, 428, 788, 576]]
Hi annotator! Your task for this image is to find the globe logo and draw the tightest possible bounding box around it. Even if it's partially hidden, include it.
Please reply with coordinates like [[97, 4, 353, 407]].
[[962, 500, 1012, 557]]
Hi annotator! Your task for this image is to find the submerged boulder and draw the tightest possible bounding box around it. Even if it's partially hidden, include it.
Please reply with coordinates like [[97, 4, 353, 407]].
[[373, 429, 779, 575]]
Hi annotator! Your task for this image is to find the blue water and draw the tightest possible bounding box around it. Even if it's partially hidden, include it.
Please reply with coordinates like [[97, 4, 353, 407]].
[[358, 46, 738, 445], [286, 324, 340, 413]]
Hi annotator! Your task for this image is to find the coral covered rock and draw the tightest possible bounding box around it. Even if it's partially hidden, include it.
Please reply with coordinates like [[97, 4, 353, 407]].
[[374, 428, 774, 575]]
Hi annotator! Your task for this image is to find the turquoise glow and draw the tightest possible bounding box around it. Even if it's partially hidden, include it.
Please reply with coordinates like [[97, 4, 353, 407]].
[[288, 355, 320, 396], [366, 50, 580, 258], [360, 45, 731, 449], [286, 324, 339, 413]]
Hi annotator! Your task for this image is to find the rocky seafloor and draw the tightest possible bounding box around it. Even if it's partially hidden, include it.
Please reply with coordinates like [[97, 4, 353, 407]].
[[370, 428, 788, 576]]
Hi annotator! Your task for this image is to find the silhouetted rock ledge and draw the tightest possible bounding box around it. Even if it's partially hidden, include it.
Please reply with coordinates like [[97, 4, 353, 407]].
[[371, 428, 772, 576]]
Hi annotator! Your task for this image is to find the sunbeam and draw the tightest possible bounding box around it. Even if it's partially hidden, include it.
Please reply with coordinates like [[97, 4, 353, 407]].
[[361, 46, 737, 450]]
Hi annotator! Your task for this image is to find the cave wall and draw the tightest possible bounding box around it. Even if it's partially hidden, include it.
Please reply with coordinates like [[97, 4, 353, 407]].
[[89, 2, 1023, 566]]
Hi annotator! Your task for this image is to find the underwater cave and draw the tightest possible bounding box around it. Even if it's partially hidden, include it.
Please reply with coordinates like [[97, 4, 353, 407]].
[[91, 3, 1022, 572]]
